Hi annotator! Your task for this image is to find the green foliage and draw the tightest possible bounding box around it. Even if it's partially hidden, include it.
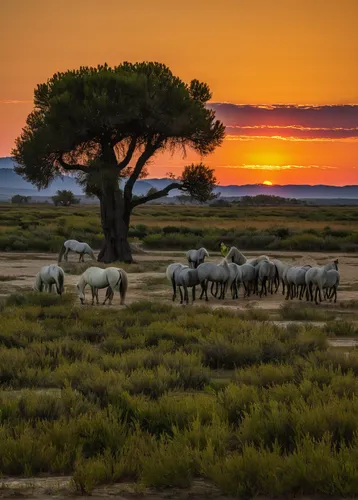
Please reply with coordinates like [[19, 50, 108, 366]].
[[1, 298, 358, 495], [11, 194, 31, 204], [51, 190, 79, 207], [1, 203, 358, 253]]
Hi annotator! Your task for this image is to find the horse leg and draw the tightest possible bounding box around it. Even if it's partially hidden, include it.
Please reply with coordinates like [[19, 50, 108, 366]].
[[172, 278, 176, 301], [64, 249, 69, 262], [179, 286, 183, 304], [282, 280, 285, 296], [334, 287, 337, 303], [314, 286, 319, 305], [199, 282, 205, 300], [91, 286, 95, 305], [192, 286, 196, 303], [205, 280, 209, 301], [184, 285, 189, 305], [285, 284, 290, 301]]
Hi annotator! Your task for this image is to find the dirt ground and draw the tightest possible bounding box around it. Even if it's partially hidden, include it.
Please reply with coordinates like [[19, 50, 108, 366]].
[[1, 249, 358, 310]]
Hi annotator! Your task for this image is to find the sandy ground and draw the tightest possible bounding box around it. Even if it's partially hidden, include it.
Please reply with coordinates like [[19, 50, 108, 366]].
[[1, 249, 358, 310]]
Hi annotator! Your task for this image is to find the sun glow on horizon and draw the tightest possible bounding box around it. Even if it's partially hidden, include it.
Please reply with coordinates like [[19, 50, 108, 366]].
[[263, 180, 273, 186]]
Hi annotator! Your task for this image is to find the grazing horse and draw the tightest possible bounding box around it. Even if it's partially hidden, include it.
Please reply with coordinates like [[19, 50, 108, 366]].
[[197, 260, 230, 301], [58, 239, 96, 263], [77, 267, 128, 305], [175, 268, 200, 305], [34, 265, 65, 295], [186, 248, 209, 269], [305, 260, 339, 305], [166, 263, 189, 301]]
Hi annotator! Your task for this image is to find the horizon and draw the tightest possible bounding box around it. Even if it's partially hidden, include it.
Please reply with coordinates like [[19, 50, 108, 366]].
[[1, 0, 358, 186], [1, 156, 357, 189]]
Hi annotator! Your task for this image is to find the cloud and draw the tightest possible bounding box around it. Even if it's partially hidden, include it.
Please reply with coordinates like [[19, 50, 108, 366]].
[[0, 99, 32, 104], [210, 103, 358, 141], [219, 164, 337, 171]]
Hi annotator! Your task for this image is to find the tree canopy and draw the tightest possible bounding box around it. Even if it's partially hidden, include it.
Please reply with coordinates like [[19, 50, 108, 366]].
[[12, 62, 225, 200], [12, 62, 225, 262], [51, 190, 80, 206]]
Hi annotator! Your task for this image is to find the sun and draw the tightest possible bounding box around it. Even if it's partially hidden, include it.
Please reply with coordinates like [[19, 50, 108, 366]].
[[263, 180, 273, 186]]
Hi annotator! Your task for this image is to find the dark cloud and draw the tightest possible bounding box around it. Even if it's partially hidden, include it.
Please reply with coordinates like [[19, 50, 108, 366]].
[[210, 103, 358, 140]]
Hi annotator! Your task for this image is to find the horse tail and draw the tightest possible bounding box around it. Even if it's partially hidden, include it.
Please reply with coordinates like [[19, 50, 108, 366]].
[[57, 269, 64, 295], [34, 272, 42, 292], [274, 264, 280, 291], [118, 269, 128, 305], [58, 244, 66, 263]]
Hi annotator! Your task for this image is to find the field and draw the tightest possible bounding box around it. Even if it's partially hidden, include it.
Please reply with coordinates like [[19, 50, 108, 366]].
[[1, 203, 358, 498], [1, 203, 358, 253]]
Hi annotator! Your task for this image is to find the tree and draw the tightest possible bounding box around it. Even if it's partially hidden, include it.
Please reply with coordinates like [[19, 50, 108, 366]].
[[12, 62, 225, 263], [52, 189, 80, 206], [11, 194, 31, 204]]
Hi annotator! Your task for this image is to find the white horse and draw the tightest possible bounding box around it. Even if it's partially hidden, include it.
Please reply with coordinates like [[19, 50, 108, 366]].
[[34, 265, 65, 295], [225, 247, 247, 265], [175, 268, 200, 305], [197, 260, 230, 301], [186, 248, 209, 269], [305, 260, 339, 305], [58, 239, 96, 263], [285, 265, 311, 300], [235, 263, 257, 298], [77, 267, 128, 305], [255, 259, 277, 297], [225, 247, 269, 267], [166, 263, 189, 301], [271, 259, 289, 295]]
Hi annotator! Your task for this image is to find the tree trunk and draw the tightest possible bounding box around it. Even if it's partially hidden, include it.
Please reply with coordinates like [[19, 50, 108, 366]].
[[97, 176, 133, 264]]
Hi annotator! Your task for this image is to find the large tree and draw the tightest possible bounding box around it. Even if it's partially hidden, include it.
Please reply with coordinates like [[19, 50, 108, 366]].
[[12, 62, 225, 262]]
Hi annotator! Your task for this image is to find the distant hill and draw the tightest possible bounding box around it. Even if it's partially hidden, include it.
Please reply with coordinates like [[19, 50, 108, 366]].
[[1, 156, 358, 201]]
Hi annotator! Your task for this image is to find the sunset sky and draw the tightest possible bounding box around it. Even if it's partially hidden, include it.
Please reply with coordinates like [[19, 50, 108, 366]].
[[1, 0, 358, 185]]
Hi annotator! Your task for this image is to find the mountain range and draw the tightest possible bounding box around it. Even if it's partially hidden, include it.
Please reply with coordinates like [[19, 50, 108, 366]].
[[1, 157, 358, 201]]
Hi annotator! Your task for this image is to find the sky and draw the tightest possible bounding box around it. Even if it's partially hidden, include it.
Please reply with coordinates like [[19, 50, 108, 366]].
[[1, 0, 358, 186]]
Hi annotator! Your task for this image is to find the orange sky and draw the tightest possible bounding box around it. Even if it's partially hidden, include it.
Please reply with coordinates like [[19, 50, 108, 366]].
[[1, 0, 358, 185]]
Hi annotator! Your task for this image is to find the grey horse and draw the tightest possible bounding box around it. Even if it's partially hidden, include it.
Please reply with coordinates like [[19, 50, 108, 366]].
[[166, 263, 189, 301], [186, 248, 209, 269]]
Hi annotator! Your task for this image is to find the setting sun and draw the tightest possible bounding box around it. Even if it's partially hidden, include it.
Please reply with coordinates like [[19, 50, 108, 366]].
[[263, 180, 273, 186]]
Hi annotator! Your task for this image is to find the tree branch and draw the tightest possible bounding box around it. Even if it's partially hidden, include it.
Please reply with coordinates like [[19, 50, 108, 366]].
[[117, 136, 137, 170], [124, 135, 164, 198], [131, 182, 182, 208], [57, 154, 90, 173]]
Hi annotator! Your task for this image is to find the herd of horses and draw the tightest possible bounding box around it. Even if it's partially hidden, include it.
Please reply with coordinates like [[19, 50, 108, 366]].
[[167, 246, 340, 306], [31, 239, 340, 307]]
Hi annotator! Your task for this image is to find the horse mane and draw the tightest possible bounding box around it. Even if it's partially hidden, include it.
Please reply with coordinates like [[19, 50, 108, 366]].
[[227, 247, 247, 265], [198, 247, 209, 258]]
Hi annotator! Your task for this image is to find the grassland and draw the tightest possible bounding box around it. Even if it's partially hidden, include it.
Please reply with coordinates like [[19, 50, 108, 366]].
[[1, 202, 358, 253], [1, 293, 358, 496]]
